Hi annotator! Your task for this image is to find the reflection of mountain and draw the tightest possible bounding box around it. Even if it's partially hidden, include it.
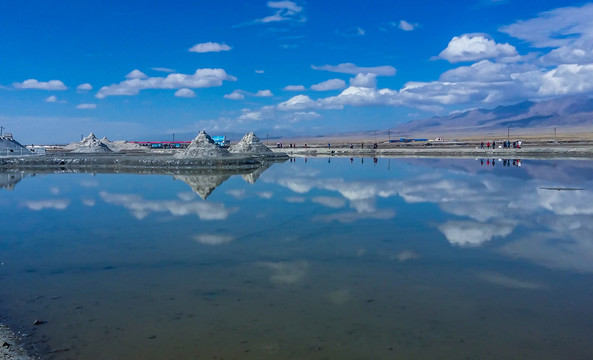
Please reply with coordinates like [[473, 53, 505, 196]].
[[0, 171, 28, 190], [173, 174, 231, 199], [241, 162, 273, 184]]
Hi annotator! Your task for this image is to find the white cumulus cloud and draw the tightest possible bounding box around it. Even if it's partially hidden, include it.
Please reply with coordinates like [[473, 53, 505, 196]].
[[349, 73, 377, 88], [45, 95, 57, 103], [224, 90, 245, 100], [397, 20, 418, 31], [283, 84, 306, 91], [311, 78, 346, 91], [174, 88, 196, 98], [96, 68, 236, 98], [438, 34, 518, 63], [76, 83, 93, 91], [125, 69, 148, 79], [255, 89, 274, 97], [312, 63, 396, 76], [76, 103, 97, 109], [13, 79, 67, 90], [189, 42, 232, 53]]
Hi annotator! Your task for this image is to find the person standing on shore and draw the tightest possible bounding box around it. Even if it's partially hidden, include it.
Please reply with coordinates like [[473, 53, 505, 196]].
[[487, 141, 490, 149], [481, 141, 484, 149]]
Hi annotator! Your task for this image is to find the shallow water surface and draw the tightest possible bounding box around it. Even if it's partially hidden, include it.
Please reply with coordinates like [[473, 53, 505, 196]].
[[1, 157, 593, 359]]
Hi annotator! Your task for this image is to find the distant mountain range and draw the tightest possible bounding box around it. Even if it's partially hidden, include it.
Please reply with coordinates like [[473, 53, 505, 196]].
[[391, 96, 593, 137]]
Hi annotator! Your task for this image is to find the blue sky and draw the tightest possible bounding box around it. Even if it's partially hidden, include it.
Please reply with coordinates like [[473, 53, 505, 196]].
[[2, 0, 593, 143]]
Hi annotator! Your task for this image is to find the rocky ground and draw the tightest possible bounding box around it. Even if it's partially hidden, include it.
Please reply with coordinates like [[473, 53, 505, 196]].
[[0, 324, 35, 360]]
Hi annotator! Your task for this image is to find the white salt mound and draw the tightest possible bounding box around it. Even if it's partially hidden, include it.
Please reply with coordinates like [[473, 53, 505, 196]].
[[174, 131, 230, 158], [100, 137, 145, 152], [65, 132, 113, 153], [0, 136, 31, 155], [229, 132, 273, 154]]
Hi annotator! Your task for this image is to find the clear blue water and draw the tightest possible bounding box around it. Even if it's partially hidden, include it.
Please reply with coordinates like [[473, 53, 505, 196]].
[[1, 157, 593, 359]]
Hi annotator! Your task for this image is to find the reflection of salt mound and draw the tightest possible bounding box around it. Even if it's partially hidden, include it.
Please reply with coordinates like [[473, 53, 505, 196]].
[[0, 172, 27, 190], [174, 131, 230, 159], [65, 133, 113, 153], [173, 173, 231, 199], [230, 132, 273, 154], [242, 162, 272, 184], [0, 136, 31, 155], [100, 137, 145, 152]]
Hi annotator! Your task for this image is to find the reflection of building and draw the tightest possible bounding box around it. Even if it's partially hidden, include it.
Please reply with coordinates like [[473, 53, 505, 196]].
[[0, 172, 27, 190]]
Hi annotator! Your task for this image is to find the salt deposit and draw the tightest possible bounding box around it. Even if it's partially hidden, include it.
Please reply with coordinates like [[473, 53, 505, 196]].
[[65, 133, 112, 153], [0, 136, 31, 156], [173, 173, 231, 199], [242, 162, 272, 184], [173, 131, 230, 159], [100, 137, 146, 152], [230, 132, 273, 154]]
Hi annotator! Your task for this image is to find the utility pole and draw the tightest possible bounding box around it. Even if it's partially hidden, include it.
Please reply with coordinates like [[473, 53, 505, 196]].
[[0, 126, 4, 137], [388, 129, 391, 141], [266, 133, 269, 145], [554, 127, 557, 142], [172, 133, 175, 142], [507, 127, 510, 142]]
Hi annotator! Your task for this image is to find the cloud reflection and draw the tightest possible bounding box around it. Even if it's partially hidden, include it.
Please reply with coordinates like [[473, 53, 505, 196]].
[[99, 192, 236, 220], [259, 261, 309, 285], [21, 199, 70, 211], [194, 234, 235, 245], [439, 221, 515, 247]]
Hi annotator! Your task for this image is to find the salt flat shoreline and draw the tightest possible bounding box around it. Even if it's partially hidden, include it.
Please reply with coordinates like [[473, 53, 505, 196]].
[[271, 143, 593, 160], [0, 324, 36, 360]]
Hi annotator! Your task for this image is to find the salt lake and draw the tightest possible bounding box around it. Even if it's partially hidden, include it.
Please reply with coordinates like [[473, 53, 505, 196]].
[[1, 157, 593, 359]]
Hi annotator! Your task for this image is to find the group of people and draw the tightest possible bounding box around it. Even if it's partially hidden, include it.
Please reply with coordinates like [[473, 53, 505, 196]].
[[479, 158, 522, 167], [276, 143, 300, 148], [480, 140, 522, 149]]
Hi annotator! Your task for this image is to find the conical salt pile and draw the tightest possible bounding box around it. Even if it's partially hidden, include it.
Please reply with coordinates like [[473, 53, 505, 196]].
[[65, 132, 113, 153], [0, 136, 31, 155], [173, 131, 230, 158], [229, 132, 273, 154]]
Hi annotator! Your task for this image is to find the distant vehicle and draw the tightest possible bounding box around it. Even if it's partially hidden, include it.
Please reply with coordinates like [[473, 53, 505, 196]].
[[211, 136, 230, 148]]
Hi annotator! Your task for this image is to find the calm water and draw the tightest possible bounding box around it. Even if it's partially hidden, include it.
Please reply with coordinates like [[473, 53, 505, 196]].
[[1, 157, 593, 359]]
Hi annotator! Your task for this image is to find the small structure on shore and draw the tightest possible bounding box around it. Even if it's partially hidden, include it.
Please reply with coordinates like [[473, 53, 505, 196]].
[[65, 133, 113, 153], [174, 131, 231, 159]]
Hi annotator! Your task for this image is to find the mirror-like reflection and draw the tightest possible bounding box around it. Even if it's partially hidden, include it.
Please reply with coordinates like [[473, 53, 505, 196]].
[[1, 158, 593, 359]]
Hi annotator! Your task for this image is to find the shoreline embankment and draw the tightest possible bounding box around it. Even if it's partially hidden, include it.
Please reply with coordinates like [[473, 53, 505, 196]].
[[270, 143, 593, 160]]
